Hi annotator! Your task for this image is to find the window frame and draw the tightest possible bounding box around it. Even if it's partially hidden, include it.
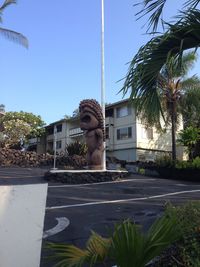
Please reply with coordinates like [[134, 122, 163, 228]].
[[116, 105, 131, 118], [56, 140, 62, 149], [117, 127, 132, 140], [56, 124, 62, 133]]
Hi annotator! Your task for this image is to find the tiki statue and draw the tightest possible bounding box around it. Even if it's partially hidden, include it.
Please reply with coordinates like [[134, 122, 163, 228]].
[[79, 99, 105, 170]]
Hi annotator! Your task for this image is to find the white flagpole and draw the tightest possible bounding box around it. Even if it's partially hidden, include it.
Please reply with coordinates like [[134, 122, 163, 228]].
[[53, 125, 57, 170], [101, 0, 106, 171]]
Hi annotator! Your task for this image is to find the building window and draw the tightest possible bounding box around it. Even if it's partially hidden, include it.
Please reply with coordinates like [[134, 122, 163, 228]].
[[147, 128, 153, 139], [142, 127, 153, 139], [117, 127, 132, 140], [106, 127, 109, 139], [56, 124, 62, 133], [116, 105, 131, 118], [47, 127, 54, 135], [56, 140, 62, 149], [105, 108, 114, 117]]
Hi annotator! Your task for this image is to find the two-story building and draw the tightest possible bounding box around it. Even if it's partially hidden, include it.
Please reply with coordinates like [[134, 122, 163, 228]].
[[105, 99, 180, 161], [32, 99, 184, 161]]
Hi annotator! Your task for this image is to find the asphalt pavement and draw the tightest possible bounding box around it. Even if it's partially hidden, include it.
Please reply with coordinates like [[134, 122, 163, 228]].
[[0, 167, 200, 267]]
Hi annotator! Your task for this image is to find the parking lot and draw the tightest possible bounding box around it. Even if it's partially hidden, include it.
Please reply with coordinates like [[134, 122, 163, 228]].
[[0, 167, 200, 266]]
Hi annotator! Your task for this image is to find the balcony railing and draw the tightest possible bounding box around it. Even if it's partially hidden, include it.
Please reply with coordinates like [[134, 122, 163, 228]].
[[105, 116, 114, 126], [69, 127, 83, 137]]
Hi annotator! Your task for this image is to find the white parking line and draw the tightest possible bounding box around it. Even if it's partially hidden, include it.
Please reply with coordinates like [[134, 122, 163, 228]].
[[48, 178, 156, 188], [46, 189, 200, 210], [43, 217, 70, 239]]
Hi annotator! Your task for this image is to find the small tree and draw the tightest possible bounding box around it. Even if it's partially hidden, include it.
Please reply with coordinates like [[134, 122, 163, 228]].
[[178, 126, 200, 159], [0, 111, 45, 148]]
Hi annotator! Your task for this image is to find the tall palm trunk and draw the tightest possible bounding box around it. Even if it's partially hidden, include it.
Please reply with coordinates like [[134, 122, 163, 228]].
[[170, 101, 177, 160]]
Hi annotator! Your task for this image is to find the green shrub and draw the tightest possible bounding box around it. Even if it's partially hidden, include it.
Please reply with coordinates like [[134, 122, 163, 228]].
[[138, 168, 145, 175], [66, 141, 87, 157], [191, 156, 200, 168], [178, 126, 200, 159], [155, 154, 174, 168], [175, 157, 200, 170], [153, 201, 200, 267], [155, 156, 200, 170], [175, 160, 190, 169]]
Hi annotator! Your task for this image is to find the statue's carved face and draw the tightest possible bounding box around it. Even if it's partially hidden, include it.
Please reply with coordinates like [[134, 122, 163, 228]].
[[80, 106, 99, 130]]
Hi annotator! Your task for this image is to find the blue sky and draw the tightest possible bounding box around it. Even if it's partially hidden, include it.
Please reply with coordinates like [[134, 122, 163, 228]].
[[1, 0, 199, 124]]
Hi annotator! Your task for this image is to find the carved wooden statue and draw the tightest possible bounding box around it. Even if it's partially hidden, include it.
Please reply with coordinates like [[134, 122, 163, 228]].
[[79, 99, 105, 170]]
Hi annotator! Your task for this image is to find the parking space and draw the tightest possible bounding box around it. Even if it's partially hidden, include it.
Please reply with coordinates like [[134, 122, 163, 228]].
[[43, 177, 200, 245], [0, 167, 200, 267]]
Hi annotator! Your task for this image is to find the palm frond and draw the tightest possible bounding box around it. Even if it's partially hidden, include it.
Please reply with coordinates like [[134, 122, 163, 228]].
[[121, 9, 200, 126], [179, 51, 197, 76], [183, 0, 200, 9], [0, 27, 28, 48], [180, 88, 200, 127], [163, 52, 197, 78], [46, 242, 88, 267], [135, 0, 166, 32], [111, 220, 145, 267], [143, 213, 181, 263], [0, 0, 16, 12], [135, 0, 200, 32], [46, 214, 181, 267], [181, 75, 200, 91], [111, 215, 180, 267], [46, 232, 111, 267], [86, 231, 111, 263]]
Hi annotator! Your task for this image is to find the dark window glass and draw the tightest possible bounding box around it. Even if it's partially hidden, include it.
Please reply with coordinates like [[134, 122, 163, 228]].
[[117, 127, 132, 140], [56, 124, 62, 133], [56, 140, 62, 149], [106, 108, 114, 117], [47, 127, 54, 135], [128, 127, 132, 138], [106, 127, 109, 139]]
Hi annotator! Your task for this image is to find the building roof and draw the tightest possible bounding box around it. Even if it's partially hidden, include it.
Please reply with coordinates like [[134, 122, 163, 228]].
[[105, 98, 130, 109], [46, 98, 131, 127], [45, 119, 67, 128]]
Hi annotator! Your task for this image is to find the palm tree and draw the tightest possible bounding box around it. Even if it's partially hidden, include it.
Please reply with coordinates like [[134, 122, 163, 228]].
[[0, 0, 28, 48], [158, 52, 200, 160], [121, 6, 200, 160]]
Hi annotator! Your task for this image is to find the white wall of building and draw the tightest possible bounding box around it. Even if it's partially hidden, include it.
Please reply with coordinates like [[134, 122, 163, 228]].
[[43, 100, 184, 161]]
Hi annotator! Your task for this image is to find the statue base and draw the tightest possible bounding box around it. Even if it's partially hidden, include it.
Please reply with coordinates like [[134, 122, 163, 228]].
[[44, 169, 128, 184]]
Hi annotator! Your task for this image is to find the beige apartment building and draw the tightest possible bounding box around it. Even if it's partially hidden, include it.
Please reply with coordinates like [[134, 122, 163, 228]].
[[32, 99, 184, 161]]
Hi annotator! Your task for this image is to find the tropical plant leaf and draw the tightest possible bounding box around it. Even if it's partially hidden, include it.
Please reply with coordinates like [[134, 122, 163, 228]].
[[46, 213, 182, 267], [143, 213, 181, 264], [0, 0, 16, 12], [111, 220, 145, 267], [0, 27, 28, 47], [135, 0, 200, 32], [111, 216, 180, 267], [83, 231, 111, 266], [135, 0, 167, 32], [46, 232, 111, 267], [0, 0, 28, 48], [121, 9, 200, 127], [183, 0, 200, 9], [46, 242, 88, 267]]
